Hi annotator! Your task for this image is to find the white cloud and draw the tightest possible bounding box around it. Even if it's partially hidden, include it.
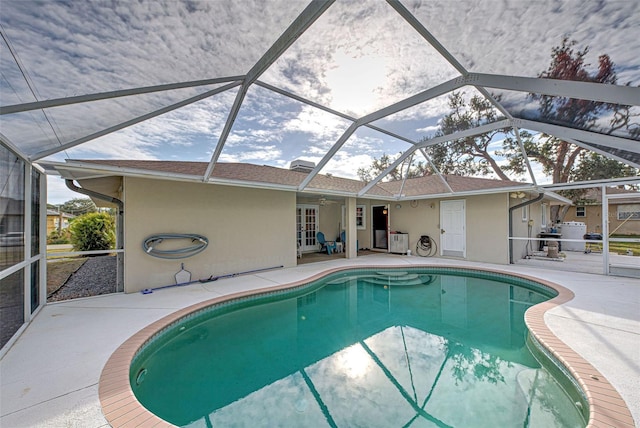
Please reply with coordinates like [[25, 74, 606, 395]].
[[415, 124, 439, 134], [4, 0, 638, 184], [282, 105, 351, 143], [47, 175, 80, 204], [64, 129, 160, 160], [219, 146, 282, 163], [261, 0, 459, 118]]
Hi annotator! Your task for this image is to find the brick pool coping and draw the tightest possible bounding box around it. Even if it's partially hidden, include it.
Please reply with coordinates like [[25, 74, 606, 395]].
[[98, 264, 635, 427]]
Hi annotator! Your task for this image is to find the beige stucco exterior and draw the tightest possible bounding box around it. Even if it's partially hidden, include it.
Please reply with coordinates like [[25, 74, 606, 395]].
[[564, 204, 639, 235], [509, 198, 549, 260], [76, 174, 546, 293], [123, 177, 296, 293], [377, 193, 511, 264]]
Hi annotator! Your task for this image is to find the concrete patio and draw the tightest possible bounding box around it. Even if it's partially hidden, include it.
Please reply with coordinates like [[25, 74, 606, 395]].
[[1, 253, 638, 427]]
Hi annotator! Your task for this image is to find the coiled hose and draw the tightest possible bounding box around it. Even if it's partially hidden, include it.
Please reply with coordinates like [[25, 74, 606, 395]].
[[142, 233, 209, 259], [416, 235, 437, 257]]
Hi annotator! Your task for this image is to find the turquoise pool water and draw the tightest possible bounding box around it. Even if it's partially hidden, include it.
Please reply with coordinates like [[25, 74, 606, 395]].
[[131, 268, 586, 427]]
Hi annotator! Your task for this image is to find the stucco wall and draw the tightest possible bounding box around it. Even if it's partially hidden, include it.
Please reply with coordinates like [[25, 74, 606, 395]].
[[563, 204, 639, 235], [302, 198, 373, 250], [317, 202, 341, 243], [509, 199, 547, 260], [465, 194, 510, 264], [123, 177, 296, 293], [387, 194, 510, 264]]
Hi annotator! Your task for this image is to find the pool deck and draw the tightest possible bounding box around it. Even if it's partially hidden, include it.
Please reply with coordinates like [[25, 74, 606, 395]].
[[1, 254, 639, 427]]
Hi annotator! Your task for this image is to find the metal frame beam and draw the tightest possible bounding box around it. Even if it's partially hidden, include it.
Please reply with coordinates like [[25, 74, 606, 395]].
[[540, 176, 640, 191], [203, 0, 334, 181], [298, 122, 361, 190], [470, 73, 640, 106], [257, 80, 425, 146], [0, 76, 244, 115], [388, 0, 544, 191], [513, 126, 538, 185], [359, 77, 464, 124], [562, 136, 640, 169], [30, 82, 241, 161], [419, 148, 454, 193], [0, 132, 28, 160], [358, 147, 416, 196], [357, 120, 511, 196], [415, 119, 511, 150], [386, 0, 467, 75], [515, 119, 639, 156], [298, 76, 469, 191]]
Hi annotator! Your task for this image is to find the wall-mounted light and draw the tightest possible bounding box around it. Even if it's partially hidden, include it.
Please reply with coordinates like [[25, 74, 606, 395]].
[[395, 203, 401, 209], [382, 208, 388, 215], [430, 203, 435, 209], [510, 191, 526, 199]]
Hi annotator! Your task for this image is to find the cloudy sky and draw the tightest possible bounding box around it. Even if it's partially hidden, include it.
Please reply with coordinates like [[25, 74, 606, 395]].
[[1, 0, 638, 203]]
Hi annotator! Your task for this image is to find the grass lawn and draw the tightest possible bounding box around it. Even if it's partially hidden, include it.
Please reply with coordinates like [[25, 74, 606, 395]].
[[609, 234, 640, 256]]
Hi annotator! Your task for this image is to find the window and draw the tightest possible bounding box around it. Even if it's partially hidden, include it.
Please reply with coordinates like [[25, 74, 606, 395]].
[[576, 206, 586, 217], [341, 205, 366, 230], [0, 144, 25, 269], [31, 169, 41, 257], [541, 203, 548, 228], [356, 205, 365, 229], [617, 204, 640, 220], [521, 204, 528, 222]]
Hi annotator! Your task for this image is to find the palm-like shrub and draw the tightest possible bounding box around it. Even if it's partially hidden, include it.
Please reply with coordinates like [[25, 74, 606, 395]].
[[70, 212, 115, 252]]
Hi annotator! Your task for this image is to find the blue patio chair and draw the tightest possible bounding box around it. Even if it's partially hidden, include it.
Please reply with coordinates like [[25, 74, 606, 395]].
[[317, 232, 336, 254], [340, 231, 357, 252]]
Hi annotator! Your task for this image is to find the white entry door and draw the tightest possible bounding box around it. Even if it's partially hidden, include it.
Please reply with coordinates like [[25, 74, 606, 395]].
[[296, 205, 319, 252], [440, 199, 466, 258]]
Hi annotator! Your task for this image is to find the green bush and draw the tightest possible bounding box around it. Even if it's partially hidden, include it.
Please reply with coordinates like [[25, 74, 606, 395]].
[[70, 212, 115, 252], [47, 229, 71, 245]]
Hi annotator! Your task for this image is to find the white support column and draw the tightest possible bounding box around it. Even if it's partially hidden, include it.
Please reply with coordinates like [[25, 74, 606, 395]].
[[602, 185, 610, 275], [345, 197, 357, 259], [39, 170, 47, 308], [23, 164, 32, 322]]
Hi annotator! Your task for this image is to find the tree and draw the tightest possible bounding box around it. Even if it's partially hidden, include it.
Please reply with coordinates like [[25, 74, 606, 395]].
[[60, 197, 97, 215], [524, 37, 623, 185], [357, 153, 429, 182], [426, 92, 516, 181], [361, 38, 637, 219], [570, 152, 638, 183], [69, 212, 115, 253], [425, 38, 634, 186]]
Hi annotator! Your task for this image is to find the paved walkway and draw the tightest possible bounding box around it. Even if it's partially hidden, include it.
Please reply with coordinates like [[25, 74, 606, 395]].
[[1, 254, 639, 427]]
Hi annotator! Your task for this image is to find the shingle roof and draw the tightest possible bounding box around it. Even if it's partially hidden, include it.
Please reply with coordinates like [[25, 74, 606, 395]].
[[46, 209, 75, 217], [67, 159, 526, 198], [378, 174, 524, 197], [578, 187, 640, 205]]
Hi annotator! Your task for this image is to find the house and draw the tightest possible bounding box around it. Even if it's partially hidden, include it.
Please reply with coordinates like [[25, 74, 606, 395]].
[[563, 188, 640, 236], [45, 209, 74, 235], [44, 159, 566, 294]]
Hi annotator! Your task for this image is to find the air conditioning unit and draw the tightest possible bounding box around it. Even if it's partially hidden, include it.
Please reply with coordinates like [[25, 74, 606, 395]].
[[289, 159, 315, 173]]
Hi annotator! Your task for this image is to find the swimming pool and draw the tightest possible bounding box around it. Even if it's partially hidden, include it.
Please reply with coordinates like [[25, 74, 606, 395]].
[[126, 267, 587, 427]]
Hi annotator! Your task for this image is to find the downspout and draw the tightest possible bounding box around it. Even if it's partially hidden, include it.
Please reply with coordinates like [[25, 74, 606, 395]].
[[509, 192, 544, 264], [66, 179, 124, 292]]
